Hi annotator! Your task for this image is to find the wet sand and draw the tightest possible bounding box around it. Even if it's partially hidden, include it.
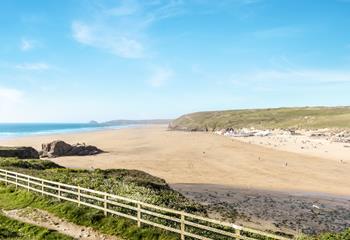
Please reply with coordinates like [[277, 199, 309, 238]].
[[173, 183, 350, 235]]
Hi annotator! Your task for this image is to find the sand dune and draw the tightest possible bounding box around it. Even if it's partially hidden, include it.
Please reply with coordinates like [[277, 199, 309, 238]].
[[0, 125, 349, 196]]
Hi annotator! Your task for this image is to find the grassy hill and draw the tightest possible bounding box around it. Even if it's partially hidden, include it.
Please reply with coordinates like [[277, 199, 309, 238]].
[[169, 106, 350, 131]]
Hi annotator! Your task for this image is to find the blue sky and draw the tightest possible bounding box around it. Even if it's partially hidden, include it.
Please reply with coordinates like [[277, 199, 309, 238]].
[[1, 0, 350, 122]]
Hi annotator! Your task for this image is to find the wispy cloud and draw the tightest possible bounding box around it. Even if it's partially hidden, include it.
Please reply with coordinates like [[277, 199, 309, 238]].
[[71, 0, 186, 59], [149, 66, 174, 87], [72, 21, 144, 59], [105, 0, 141, 16], [20, 38, 34, 51], [15, 62, 50, 71], [71, 0, 262, 58]]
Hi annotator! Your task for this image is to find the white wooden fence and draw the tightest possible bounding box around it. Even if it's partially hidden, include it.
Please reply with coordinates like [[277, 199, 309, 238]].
[[0, 168, 292, 240]]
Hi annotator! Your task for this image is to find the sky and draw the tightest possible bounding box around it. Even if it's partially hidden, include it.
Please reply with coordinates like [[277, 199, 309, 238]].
[[1, 0, 350, 122]]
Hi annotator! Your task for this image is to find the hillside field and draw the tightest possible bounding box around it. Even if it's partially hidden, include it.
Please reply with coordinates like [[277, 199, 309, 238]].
[[169, 106, 350, 131]]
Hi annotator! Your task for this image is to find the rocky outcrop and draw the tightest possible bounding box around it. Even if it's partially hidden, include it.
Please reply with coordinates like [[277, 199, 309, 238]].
[[0, 147, 39, 159], [40, 140, 103, 158]]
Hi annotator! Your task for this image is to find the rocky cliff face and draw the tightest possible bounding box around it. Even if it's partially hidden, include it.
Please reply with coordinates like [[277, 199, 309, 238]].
[[40, 140, 103, 158], [0, 147, 39, 159]]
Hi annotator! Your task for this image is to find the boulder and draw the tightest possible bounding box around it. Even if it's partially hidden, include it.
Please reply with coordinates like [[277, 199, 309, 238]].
[[0, 146, 39, 159], [40, 140, 103, 158]]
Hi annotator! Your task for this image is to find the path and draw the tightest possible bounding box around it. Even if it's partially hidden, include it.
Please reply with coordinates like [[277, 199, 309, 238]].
[[2, 208, 120, 240]]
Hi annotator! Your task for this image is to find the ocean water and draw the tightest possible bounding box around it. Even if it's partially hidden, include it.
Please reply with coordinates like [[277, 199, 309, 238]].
[[0, 123, 130, 139]]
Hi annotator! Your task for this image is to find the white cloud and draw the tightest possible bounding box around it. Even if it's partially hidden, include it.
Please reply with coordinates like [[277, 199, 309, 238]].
[[0, 87, 23, 111], [70, 0, 264, 58], [0, 87, 22, 102], [0, 87, 26, 122], [71, 1, 187, 59], [15, 62, 50, 71], [20, 38, 34, 51], [105, 0, 140, 16], [149, 67, 174, 87], [72, 21, 144, 59]]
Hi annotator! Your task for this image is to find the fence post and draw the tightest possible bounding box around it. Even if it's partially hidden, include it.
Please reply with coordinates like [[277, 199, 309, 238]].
[[77, 186, 81, 206], [235, 228, 241, 240], [27, 176, 30, 191], [137, 203, 141, 227], [104, 194, 107, 216], [41, 180, 44, 195], [181, 213, 185, 240], [58, 184, 61, 201], [15, 174, 18, 189], [5, 171, 7, 185]]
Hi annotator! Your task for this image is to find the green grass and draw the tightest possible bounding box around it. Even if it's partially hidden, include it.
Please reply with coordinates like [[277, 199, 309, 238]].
[[0, 158, 63, 170], [297, 228, 350, 240], [0, 158, 201, 239], [0, 212, 73, 240], [0, 185, 177, 240], [1, 158, 348, 239], [0, 157, 205, 213], [169, 106, 350, 131], [0, 147, 20, 150]]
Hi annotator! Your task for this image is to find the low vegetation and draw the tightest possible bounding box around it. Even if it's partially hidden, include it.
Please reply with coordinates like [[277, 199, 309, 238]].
[[0, 158, 63, 170], [0, 185, 178, 240], [298, 228, 350, 240], [0, 157, 348, 239], [0, 212, 73, 240], [169, 106, 350, 131], [0, 157, 204, 213]]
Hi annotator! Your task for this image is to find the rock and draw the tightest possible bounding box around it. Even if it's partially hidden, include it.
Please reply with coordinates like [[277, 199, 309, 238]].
[[0, 146, 39, 159], [40, 140, 72, 158], [40, 140, 103, 158]]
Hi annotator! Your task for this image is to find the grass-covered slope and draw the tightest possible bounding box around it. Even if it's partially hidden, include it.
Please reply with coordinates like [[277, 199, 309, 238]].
[[0, 158, 63, 170], [0, 212, 73, 240], [0, 157, 204, 213], [0, 157, 203, 239], [0, 185, 178, 240], [169, 106, 350, 131]]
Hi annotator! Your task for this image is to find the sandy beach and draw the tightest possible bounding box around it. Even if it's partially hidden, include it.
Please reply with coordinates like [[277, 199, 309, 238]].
[[1, 125, 350, 234], [0, 125, 349, 196], [233, 132, 350, 163]]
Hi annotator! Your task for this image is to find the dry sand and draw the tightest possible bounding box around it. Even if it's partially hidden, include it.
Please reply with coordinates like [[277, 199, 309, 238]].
[[0, 125, 349, 197], [234, 133, 350, 163]]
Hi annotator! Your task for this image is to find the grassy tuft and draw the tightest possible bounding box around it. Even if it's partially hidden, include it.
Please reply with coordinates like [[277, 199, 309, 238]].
[[0, 212, 73, 240], [0, 157, 63, 170], [296, 228, 350, 240]]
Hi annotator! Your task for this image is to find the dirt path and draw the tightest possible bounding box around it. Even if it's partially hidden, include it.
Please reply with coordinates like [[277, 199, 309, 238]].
[[2, 208, 121, 240]]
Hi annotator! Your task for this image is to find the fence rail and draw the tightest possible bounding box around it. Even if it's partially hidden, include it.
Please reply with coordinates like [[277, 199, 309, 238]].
[[0, 168, 292, 240]]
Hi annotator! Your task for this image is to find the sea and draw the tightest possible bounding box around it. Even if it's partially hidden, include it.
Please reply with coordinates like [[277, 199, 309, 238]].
[[0, 123, 131, 139]]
